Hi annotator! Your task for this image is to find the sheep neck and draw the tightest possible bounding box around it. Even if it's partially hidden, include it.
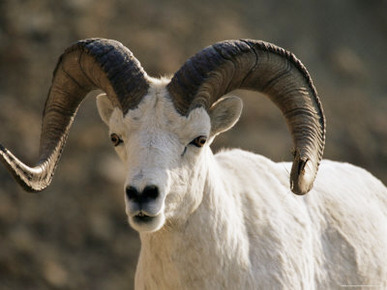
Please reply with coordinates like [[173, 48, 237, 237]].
[[136, 154, 251, 289]]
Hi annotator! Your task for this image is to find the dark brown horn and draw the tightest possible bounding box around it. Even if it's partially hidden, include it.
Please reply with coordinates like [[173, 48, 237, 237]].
[[0, 38, 149, 192], [167, 39, 325, 195]]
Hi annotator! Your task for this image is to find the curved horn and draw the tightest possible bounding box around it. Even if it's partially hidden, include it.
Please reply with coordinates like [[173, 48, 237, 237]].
[[167, 39, 325, 195], [0, 38, 149, 192]]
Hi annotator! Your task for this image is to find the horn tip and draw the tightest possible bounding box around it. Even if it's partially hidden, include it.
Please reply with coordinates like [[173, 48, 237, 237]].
[[290, 155, 317, 195], [0, 145, 49, 193]]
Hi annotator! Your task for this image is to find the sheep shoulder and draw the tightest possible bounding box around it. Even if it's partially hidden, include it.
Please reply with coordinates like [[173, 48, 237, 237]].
[[213, 149, 387, 288]]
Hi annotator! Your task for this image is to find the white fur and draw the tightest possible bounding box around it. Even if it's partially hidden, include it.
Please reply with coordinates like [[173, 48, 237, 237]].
[[97, 78, 387, 289]]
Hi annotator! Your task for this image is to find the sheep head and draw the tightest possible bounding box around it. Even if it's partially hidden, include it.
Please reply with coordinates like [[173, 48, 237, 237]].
[[96, 81, 242, 232], [0, 38, 325, 232]]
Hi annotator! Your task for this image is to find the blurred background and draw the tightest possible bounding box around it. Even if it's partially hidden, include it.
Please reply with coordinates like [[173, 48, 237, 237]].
[[0, 0, 386, 289]]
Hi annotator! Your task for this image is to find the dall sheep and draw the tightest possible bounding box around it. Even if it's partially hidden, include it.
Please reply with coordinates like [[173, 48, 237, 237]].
[[1, 38, 386, 289]]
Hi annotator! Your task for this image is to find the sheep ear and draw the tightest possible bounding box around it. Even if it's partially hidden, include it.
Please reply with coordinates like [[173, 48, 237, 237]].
[[209, 96, 243, 136], [96, 93, 114, 125]]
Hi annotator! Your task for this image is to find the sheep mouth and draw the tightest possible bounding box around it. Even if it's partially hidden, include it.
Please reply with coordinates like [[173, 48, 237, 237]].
[[134, 212, 154, 223], [128, 211, 165, 232]]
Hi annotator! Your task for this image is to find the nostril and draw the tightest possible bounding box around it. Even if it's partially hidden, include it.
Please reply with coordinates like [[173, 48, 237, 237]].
[[142, 185, 159, 201], [126, 185, 159, 204], [126, 186, 140, 202]]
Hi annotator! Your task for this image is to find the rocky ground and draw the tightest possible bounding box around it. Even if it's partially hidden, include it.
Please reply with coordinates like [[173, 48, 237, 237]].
[[0, 0, 386, 289]]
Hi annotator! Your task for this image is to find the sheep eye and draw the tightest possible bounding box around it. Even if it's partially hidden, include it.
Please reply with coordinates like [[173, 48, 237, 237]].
[[190, 136, 207, 148], [110, 133, 123, 147]]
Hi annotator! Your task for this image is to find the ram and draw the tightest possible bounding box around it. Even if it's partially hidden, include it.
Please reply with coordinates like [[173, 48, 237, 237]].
[[1, 38, 386, 289]]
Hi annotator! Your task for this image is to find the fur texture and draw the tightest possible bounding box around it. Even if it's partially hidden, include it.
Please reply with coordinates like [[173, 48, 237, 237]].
[[97, 78, 387, 289]]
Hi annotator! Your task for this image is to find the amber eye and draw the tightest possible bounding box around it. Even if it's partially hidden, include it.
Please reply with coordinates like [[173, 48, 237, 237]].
[[110, 133, 123, 147], [190, 136, 207, 148]]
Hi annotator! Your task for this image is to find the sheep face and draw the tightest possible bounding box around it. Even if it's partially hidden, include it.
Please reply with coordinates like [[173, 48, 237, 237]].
[[97, 80, 242, 232]]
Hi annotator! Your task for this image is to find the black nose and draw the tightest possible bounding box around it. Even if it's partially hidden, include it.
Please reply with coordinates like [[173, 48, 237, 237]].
[[126, 185, 159, 203]]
